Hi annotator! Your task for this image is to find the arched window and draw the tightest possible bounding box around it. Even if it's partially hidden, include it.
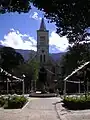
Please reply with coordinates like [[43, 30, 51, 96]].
[[40, 55, 42, 62]]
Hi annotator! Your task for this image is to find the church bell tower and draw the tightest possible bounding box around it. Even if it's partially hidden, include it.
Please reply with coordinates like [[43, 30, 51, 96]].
[[37, 18, 49, 65]]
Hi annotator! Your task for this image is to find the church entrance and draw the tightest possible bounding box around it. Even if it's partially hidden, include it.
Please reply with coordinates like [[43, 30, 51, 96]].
[[37, 67, 47, 93]]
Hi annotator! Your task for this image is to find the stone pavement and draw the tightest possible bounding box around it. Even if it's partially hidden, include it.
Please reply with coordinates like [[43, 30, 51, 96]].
[[63, 109, 90, 120], [0, 97, 90, 120]]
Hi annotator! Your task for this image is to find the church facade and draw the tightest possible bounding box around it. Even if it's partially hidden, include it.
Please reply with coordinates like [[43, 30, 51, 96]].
[[36, 18, 60, 91]]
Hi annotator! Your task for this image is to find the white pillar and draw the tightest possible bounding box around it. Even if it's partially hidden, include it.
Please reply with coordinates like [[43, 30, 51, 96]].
[[22, 79, 24, 95], [31, 79, 33, 92], [78, 81, 80, 94], [63, 80, 66, 98], [7, 78, 9, 94], [35, 80, 36, 92], [87, 81, 89, 94]]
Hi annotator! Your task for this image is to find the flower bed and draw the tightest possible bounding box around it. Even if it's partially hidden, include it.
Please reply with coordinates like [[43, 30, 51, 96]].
[[0, 95, 28, 109], [63, 95, 90, 110]]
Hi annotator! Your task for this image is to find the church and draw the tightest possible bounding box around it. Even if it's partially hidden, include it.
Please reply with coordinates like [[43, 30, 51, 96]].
[[35, 18, 61, 92]]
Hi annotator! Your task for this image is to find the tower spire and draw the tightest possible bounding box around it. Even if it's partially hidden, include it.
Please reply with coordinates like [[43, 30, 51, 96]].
[[39, 18, 46, 31]]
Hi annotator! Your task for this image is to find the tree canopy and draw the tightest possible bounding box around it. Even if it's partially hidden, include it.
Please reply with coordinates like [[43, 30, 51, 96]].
[[1, 0, 90, 43], [15, 58, 39, 80], [0, 0, 31, 14], [0, 46, 24, 72], [60, 43, 90, 78], [33, 0, 90, 43]]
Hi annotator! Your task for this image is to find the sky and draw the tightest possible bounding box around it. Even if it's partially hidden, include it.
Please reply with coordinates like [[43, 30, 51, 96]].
[[0, 4, 69, 53]]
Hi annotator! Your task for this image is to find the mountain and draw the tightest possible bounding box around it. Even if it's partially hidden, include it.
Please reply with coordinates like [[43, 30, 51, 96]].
[[0, 45, 65, 61], [16, 49, 65, 61], [50, 52, 65, 62], [15, 49, 34, 61]]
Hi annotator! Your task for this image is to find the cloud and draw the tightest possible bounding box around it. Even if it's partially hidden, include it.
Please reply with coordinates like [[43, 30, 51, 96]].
[[30, 12, 41, 20], [0, 29, 37, 51], [0, 29, 69, 53], [49, 31, 69, 52]]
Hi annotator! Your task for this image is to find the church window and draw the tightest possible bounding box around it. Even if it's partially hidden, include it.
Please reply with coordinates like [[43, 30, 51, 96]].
[[40, 55, 42, 62], [44, 55, 45, 62]]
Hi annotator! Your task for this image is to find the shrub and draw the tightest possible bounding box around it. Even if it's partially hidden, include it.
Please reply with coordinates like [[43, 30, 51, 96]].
[[0, 96, 5, 107], [4, 95, 28, 109], [49, 89, 54, 93], [63, 95, 90, 110]]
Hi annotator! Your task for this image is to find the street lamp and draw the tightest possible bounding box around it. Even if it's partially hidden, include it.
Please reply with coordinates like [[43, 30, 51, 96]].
[[22, 74, 25, 95], [54, 79, 57, 93], [7, 78, 11, 94]]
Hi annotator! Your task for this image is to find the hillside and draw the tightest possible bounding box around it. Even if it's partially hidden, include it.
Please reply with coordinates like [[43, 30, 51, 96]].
[[0, 45, 65, 61]]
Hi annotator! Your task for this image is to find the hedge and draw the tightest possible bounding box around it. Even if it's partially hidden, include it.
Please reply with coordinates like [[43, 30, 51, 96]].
[[63, 95, 90, 110], [0, 95, 28, 109]]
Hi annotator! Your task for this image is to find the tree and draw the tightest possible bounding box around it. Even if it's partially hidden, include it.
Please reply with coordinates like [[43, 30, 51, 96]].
[[0, 0, 31, 14], [14, 59, 39, 92], [60, 43, 90, 78], [28, 59, 39, 81], [0, 46, 24, 72], [33, 0, 90, 43], [1, 0, 90, 43], [60, 43, 90, 93]]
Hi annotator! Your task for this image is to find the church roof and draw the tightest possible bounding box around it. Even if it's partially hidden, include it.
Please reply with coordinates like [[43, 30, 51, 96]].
[[39, 18, 46, 31]]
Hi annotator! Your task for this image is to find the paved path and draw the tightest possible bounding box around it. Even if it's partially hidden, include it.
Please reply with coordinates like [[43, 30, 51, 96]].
[[0, 97, 64, 120], [64, 109, 90, 120], [0, 97, 90, 120]]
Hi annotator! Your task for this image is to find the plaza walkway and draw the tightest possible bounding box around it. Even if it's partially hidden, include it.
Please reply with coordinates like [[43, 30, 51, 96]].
[[0, 97, 90, 120]]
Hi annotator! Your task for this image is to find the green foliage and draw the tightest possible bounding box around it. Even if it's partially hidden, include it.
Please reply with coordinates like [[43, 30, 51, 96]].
[[33, 0, 90, 43], [0, 46, 24, 72], [3, 95, 27, 109], [13, 59, 39, 92], [28, 60, 39, 80], [60, 43, 90, 78], [0, 0, 31, 14], [1, 0, 90, 43], [16, 59, 39, 80], [63, 95, 90, 110], [0, 96, 5, 107]]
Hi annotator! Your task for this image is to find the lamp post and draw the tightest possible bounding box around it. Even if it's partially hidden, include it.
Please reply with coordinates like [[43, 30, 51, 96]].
[[7, 78, 9, 94], [22, 74, 25, 95], [54, 79, 57, 93]]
